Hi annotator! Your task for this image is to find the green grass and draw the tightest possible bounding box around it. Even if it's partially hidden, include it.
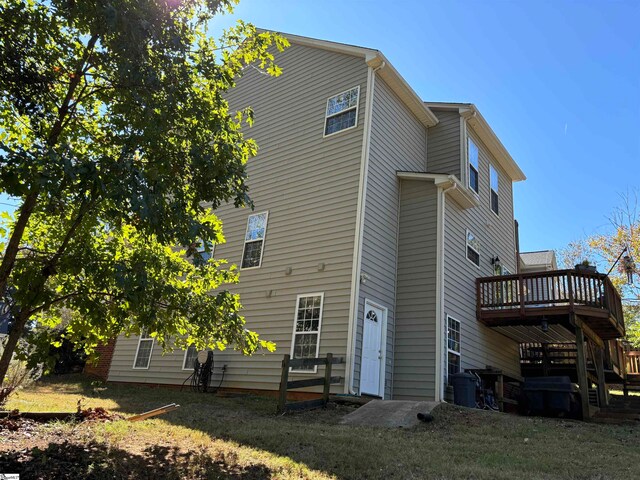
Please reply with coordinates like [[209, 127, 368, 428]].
[[1, 375, 639, 479]]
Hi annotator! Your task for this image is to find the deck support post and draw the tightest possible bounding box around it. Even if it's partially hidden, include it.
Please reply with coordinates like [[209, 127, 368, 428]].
[[594, 346, 608, 407], [574, 322, 592, 419], [542, 343, 550, 377]]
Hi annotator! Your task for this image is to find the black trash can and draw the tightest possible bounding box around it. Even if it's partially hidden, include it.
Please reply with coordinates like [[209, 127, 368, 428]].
[[451, 372, 476, 408], [521, 376, 580, 418]]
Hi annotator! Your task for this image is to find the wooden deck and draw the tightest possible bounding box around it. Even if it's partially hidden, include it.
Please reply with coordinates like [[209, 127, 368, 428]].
[[476, 269, 625, 340]]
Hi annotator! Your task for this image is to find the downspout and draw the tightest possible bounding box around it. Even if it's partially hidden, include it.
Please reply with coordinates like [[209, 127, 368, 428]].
[[435, 181, 457, 401], [345, 59, 386, 396]]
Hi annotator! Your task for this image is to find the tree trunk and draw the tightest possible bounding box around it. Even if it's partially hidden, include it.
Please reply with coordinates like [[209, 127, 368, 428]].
[[0, 34, 101, 386], [0, 191, 39, 298], [0, 308, 30, 387]]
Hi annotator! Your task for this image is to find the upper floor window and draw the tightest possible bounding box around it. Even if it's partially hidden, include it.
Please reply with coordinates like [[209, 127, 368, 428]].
[[468, 138, 479, 194], [133, 329, 153, 369], [466, 229, 480, 267], [324, 86, 359, 136], [241, 212, 268, 269], [490, 165, 499, 215], [290, 293, 324, 373]]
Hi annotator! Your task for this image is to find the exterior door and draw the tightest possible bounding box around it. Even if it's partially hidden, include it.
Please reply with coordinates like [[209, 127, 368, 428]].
[[361, 301, 384, 396]]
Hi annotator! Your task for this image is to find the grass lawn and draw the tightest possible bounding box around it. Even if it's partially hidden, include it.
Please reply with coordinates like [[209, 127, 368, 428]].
[[1, 375, 639, 479]]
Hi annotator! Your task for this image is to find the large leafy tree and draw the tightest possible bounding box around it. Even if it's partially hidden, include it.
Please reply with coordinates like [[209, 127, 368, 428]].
[[0, 0, 287, 382], [559, 190, 640, 346]]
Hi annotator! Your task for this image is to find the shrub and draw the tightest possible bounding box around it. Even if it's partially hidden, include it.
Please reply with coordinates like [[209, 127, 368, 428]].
[[0, 356, 42, 407]]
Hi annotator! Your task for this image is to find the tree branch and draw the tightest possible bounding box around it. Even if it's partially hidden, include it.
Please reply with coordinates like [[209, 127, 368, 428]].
[[27, 290, 121, 317]]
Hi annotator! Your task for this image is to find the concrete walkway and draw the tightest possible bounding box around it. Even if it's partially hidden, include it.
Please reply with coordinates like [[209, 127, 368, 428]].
[[341, 400, 439, 428]]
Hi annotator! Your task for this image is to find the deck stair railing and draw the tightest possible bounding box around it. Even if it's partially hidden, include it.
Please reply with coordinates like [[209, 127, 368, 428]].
[[628, 351, 640, 376], [520, 343, 578, 367]]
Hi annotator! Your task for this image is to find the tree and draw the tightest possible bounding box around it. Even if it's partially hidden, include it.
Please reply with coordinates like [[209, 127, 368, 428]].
[[0, 0, 288, 384], [559, 190, 640, 346]]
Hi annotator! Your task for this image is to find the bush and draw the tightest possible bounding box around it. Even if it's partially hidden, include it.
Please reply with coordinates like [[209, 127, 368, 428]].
[[0, 356, 42, 407]]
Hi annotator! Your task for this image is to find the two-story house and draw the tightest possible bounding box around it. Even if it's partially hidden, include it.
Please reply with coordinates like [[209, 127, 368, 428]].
[[104, 31, 528, 402]]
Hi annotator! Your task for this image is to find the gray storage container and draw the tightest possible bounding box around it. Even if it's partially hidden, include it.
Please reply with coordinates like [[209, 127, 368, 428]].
[[451, 372, 476, 408]]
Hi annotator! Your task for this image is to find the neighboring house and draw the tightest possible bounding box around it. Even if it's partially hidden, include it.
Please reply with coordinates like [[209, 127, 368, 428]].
[[106, 31, 528, 401], [519, 250, 558, 273]]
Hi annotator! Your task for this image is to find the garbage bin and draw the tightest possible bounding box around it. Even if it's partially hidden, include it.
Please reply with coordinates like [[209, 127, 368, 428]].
[[521, 376, 580, 418], [451, 372, 476, 408]]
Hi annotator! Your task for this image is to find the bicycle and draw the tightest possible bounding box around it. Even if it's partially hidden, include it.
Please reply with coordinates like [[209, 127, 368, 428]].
[[471, 371, 500, 411]]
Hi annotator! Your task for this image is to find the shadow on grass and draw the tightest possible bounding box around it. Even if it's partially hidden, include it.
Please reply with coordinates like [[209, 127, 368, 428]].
[[0, 439, 272, 480], [17, 374, 640, 480]]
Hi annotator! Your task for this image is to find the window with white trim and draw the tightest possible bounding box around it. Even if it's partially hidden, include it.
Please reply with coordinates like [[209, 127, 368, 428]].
[[466, 229, 480, 267], [133, 329, 153, 369], [446, 316, 461, 385], [490, 164, 499, 215], [290, 293, 324, 373], [194, 239, 215, 265], [324, 86, 359, 136], [468, 138, 479, 194], [182, 345, 198, 370], [241, 212, 268, 269]]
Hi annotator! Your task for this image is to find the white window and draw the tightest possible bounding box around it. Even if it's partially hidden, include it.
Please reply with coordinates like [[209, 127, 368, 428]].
[[182, 345, 198, 370], [133, 329, 153, 369], [194, 239, 215, 265], [290, 293, 324, 373], [466, 229, 480, 267], [324, 86, 359, 136], [241, 212, 268, 269], [468, 138, 479, 194], [446, 316, 461, 385], [490, 164, 499, 215]]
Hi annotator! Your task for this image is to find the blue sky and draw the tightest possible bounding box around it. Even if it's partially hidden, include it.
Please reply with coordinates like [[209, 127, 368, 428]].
[[210, 0, 639, 254], [3, 0, 638, 256]]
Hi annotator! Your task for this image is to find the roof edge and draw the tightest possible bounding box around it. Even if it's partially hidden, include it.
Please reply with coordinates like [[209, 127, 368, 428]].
[[396, 172, 478, 209], [266, 30, 439, 128], [424, 102, 526, 182]]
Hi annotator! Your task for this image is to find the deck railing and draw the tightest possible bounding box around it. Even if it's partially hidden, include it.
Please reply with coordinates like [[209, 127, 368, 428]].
[[477, 269, 625, 331], [521, 340, 625, 374], [628, 351, 640, 376]]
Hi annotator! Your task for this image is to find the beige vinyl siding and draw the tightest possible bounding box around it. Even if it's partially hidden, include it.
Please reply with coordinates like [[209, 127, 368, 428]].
[[108, 43, 369, 392], [393, 180, 438, 400], [354, 77, 427, 398], [426, 109, 461, 177], [442, 124, 520, 380]]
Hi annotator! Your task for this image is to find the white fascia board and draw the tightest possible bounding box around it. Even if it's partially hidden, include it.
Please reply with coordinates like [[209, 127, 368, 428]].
[[396, 172, 478, 209], [265, 30, 439, 129], [367, 54, 439, 128], [425, 103, 526, 183]]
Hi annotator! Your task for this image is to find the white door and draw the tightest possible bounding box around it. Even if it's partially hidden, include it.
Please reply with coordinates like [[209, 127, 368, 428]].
[[361, 301, 384, 396]]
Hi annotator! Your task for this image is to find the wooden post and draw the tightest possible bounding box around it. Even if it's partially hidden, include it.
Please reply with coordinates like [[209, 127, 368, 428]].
[[497, 373, 504, 412], [323, 353, 333, 406], [542, 343, 550, 377], [567, 271, 575, 311], [519, 274, 525, 317], [594, 346, 608, 407], [575, 323, 592, 419], [277, 354, 290, 414]]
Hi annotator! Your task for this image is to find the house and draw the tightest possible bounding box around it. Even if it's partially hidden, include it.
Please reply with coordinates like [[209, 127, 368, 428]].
[[519, 250, 558, 273], [103, 32, 625, 411]]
